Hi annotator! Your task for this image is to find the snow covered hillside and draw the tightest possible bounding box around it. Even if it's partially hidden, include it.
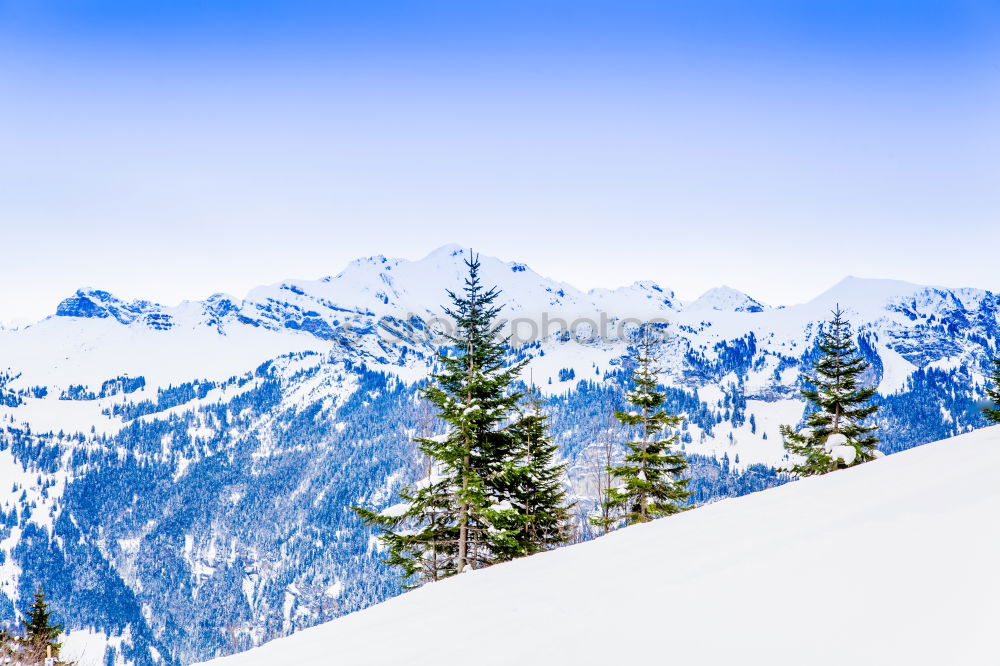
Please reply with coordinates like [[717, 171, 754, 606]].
[[0, 245, 997, 665], [199, 426, 1000, 666]]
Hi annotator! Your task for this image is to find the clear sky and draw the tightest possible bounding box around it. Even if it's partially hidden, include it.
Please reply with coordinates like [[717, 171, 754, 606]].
[[2, 0, 998, 323]]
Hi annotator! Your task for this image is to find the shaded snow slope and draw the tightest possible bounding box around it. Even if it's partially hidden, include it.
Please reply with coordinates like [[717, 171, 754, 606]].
[[199, 426, 1000, 666]]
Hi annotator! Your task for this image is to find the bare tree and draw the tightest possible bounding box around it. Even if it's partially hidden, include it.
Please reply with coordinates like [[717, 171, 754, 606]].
[[583, 410, 620, 535]]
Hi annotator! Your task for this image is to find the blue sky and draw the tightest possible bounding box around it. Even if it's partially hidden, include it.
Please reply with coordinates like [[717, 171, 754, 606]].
[[2, 1, 998, 322]]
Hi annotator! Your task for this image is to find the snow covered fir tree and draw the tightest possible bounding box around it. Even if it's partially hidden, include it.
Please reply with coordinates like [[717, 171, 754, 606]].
[[0, 586, 71, 665], [505, 384, 574, 553], [355, 251, 571, 585], [984, 358, 1000, 425], [592, 328, 691, 529], [780, 306, 880, 476]]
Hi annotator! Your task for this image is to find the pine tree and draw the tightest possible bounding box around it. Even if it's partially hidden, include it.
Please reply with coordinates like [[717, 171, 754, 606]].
[[24, 585, 63, 652], [780, 306, 879, 476], [502, 385, 573, 555], [356, 250, 544, 584], [984, 358, 1000, 425], [593, 328, 691, 529], [8, 585, 69, 664], [353, 461, 456, 586]]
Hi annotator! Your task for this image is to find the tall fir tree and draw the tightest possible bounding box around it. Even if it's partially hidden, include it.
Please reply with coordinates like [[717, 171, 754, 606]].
[[593, 328, 690, 529], [780, 306, 879, 476], [984, 358, 1000, 425], [356, 251, 569, 585]]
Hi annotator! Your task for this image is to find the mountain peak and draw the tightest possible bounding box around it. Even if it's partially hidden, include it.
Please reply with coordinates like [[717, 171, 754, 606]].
[[55, 288, 169, 328], [421, 243, 470, 261], [685, 286, 766, 313], [807, 276, 930, 316]]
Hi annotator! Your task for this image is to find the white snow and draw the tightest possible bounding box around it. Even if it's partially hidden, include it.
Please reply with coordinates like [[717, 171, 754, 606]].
[[684, 286, 767, 313], [829, 444, 857, 465], [823, 434, 859, 464], [0, 314, 326, 392], [58, 626, 136, 666], [488, 499, 514, 512], [197, 426, 1000, 666], [324, 581, 344, 599], [876, 342, 917, 396], [379, 502, 412, 518], [60, 629, 114, 666], [824, 433, 849, 449]]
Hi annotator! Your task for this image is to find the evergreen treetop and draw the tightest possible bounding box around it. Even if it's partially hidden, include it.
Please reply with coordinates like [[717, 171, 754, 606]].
[[502, 384, 573, 555], [780, 306, 879, 476], [593, 327, 690, 529], [23, 585, 63, 654], [0, 585, 71, 665], [984, 358, 1000, 425]]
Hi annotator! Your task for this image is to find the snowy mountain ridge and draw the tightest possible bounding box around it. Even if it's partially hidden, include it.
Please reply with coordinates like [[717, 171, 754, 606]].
[[6, 246, 992, 402], [0, 246, 998, 666], [23, 246, 956, 334]]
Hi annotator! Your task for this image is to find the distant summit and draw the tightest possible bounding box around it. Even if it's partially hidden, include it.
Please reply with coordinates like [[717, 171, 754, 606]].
[[686, 286, 766, 313]]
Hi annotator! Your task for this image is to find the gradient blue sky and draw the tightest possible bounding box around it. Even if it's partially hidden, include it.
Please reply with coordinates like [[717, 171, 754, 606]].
[[2, 0, 998, 322]]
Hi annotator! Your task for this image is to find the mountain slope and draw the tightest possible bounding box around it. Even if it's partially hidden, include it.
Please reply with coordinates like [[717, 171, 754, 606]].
[[198, 426, 1000, 666], [0, 246, 998, 664]]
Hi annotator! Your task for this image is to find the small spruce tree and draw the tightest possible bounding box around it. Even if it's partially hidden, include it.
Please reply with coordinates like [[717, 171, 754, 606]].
[[353, 463, 456, 586], [14, 585, 67, 664], [780, 306, 879, 476], [25, 585, 63, 650], [502, 385, 573, 555], [984, 358, 1000, 425], [594, 328, 691, 529]]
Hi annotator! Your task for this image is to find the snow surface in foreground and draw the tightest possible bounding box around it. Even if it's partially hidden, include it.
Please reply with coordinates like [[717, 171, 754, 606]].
[[199, 427, 1000, 666]]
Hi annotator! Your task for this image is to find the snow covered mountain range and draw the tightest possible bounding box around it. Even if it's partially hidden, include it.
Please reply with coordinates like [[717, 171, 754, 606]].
[[1, 245, 998, 665]]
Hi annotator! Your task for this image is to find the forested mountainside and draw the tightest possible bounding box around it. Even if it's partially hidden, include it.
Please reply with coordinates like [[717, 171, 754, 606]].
[[196, 426, 1000, 666], [1, 245, 997, 665]]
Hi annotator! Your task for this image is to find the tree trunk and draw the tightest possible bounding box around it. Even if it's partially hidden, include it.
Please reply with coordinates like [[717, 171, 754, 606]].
[[457, 459, 469, 573]]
